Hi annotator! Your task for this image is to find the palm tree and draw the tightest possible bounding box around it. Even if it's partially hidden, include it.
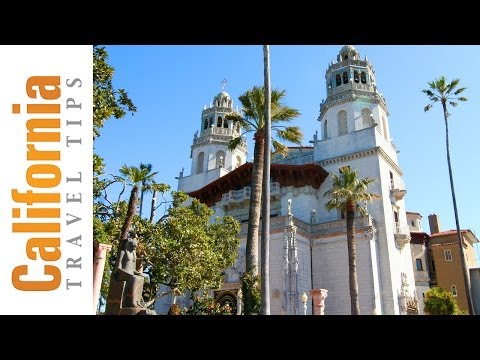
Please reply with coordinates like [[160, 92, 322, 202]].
[[138, 163, 158, 219], [324, 167, 380, 315], [118, 164, 151, 242], [227, 86, 302, 314], [261, 45, 271, 315], [422, 76, 474, 314]]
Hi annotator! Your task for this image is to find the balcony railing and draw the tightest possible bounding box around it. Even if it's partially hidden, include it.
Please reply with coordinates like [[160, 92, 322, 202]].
[[221, 182, 280, 204]]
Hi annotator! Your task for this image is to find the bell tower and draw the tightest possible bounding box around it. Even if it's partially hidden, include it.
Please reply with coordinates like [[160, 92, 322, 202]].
[[178, 85, 248, 193], [314, 46, 416, 315]]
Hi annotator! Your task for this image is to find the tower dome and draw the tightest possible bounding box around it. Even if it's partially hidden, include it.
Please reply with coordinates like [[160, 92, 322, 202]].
[[214, 91, 233, 108], [338, 45, 360, 62]]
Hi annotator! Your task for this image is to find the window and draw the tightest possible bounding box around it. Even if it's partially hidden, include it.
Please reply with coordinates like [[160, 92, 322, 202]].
[[362, 108, 373, 129], [337, 110, 348, 135], [444, 249, 452, 261], [416, 259, 423, 271], [217, 116, 223, 127], [216, 151, 225, 168], [223, 119, 228, 128], [451, 285, 457, 297], [361, 71, 367, 84], [394, 210, 399, 224], [209, 117, 214, 127], [336, 74, 341, 86], [389, 171, 394, 189], [431, 260, 436, 272], [343, 71, 348, 84], [382, 116, 388, 140], [323, 119, 328, 140], [354, 70, 359, 83], [203, 119, 208, 129], [196, 152, 204, 174]]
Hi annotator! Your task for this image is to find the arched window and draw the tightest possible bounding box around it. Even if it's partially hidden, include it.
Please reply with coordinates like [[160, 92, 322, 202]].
[[337, 110, 348, 135], [354, 70, 359, 83], [209, 117, 213, 127], [361, 71, 367, 84], [217, 116, 223, 127], [236, 155, 242, 169], [336, 74, 341, 86], [362, 108, 373, 129], [236, 123, 241, 132], [343, 72, 348, 84], [223, 119, 228, 128], [196, 152, 204, 174], [323, 119, 328, 140], [382, 116, 388, 140], [203, 119, 208, 129], [216, 151, 225, 168]]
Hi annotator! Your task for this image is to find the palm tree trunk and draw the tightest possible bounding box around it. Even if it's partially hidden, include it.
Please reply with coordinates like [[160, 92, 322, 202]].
[[139, 182, 146, 218], [261, 44, 271, 315], [442, 101, 475, 314], [243, 130, 264, 313], [120, 185, 139, 241], [150, 190, 157, 223], [346, 205, 360, 315]]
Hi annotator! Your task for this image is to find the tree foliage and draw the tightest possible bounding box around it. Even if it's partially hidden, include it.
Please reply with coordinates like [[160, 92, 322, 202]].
[[93, 46, 137, 139], [181, 294, 234, 315], [95, 164, 241, 310], [424, 287, 463, 315]]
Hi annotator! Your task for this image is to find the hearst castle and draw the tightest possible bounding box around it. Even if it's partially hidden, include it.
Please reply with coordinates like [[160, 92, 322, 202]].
[[155, 45, 417, 315]]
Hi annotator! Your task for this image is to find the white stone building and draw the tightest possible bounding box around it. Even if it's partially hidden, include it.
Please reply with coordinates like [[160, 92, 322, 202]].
[[155, 45, 417, 315]]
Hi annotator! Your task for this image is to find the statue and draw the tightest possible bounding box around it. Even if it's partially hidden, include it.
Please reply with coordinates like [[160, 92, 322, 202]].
[[105, 230, 156, 315]]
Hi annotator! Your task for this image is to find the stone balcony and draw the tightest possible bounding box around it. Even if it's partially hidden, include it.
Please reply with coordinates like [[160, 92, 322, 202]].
[[414, 270, 430, 283], [394, 222, 411, 250], [390, 178, 406, 201], [222, 182, 280, 210]]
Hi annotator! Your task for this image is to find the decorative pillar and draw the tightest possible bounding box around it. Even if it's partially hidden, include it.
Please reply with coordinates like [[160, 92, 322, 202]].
[[310, 289, 328, 315], [237, 288, 243, 315], [283, 199, 299, 315], [93, 243, 112, 314]]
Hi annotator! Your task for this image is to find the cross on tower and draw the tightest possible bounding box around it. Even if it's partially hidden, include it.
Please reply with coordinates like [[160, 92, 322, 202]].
[[221, 78, 228, 91]]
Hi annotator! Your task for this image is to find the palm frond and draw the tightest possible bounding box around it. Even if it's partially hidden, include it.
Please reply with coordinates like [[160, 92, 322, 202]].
[[275, 126, 303, 145], [424, 104, 432, 112], [450, 101, 458, 107], [272, 139, 288, 157], [445, 78, 460, 95], [228, 136, 243, 151], [458, 96, 468, 102], [271, 106, 301, 122], [453, 87, 466, 96]]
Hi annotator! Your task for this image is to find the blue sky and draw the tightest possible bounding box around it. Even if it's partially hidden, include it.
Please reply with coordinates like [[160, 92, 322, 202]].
[[95, 45, 480, 261]]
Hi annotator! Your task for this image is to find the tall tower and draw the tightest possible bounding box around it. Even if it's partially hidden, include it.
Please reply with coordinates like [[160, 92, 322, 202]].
[[314, 45, 416, 314], [178, 89, 248, 193]]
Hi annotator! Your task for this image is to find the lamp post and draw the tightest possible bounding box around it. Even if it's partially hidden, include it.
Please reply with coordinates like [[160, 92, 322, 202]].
[[301, 292, 308, 315]]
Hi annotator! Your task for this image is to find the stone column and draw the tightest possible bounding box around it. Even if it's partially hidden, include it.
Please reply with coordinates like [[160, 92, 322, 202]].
[[93, 243, 112, 314], [310, 289, 328, 315]]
